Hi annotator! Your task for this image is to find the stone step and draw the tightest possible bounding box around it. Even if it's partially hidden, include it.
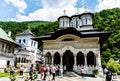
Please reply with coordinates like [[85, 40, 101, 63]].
[[63, 72, 79, 77]]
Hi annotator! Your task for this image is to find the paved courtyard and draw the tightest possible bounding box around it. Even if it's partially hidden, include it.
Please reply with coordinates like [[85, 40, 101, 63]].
[[0, 76, 104, 81], [0, 73, 105, 81]]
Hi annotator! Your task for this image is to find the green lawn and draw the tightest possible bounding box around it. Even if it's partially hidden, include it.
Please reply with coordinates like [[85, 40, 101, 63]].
[[0, 73, 20, 77]]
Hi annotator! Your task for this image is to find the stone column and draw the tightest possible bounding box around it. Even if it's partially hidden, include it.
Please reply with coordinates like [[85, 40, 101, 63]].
[[84, 55, 87, 66], [73, 54, 77, 71], [60, 55, 63, 66], [60, 54, 63, 69], [97, 50, 102, 70], [51, 55, 54, 65], [96, 55, 98, 66], [84, 53, 88, 74], [74, 55, 77, 66]]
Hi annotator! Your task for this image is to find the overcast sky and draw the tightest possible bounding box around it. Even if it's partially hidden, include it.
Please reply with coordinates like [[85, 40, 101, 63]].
[[0, 0, 120, 22]]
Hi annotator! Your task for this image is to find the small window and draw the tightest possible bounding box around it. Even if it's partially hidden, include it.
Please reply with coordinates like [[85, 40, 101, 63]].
[[34, 42, 36, 47], [23, 39, 26, 43], [31, 41, 33, 46], [19, 40, 21, 43], [85, 18, 87, 24], [2, 44, 4, 51], [62, 38, 74, 41]]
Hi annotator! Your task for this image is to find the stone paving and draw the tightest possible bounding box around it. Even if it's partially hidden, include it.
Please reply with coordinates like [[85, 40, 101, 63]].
[[0, 73, 105, 81], [0, 76, 104, 81]]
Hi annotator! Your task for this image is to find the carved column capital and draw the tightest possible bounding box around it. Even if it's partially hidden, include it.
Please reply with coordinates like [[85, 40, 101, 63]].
[[73, 54, 77, 57]]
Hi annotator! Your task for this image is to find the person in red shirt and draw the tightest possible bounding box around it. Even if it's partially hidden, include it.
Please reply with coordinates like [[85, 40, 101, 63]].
[[39, 65, 45, 80]]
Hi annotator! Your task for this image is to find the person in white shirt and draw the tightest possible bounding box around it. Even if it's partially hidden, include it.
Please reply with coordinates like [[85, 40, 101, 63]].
[[51, 66, 57, 81]]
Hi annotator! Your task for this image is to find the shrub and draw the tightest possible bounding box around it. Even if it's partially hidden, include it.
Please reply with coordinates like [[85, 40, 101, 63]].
[[9, 75, 16, 81], [92, 69, 99, 75], [107, 58, 120, 74], [4, 67, 10, 73]]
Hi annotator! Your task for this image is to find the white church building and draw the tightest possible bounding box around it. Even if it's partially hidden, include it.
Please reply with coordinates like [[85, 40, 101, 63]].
[[32, 9, 111, 74]]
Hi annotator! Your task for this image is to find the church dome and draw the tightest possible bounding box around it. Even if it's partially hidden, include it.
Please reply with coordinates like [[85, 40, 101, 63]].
[[58, 7, 94, 30], [58, 10, 70, 29]]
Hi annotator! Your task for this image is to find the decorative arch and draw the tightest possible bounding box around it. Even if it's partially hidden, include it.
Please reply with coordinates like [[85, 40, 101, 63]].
[[77, 51, 84, 66], [54, 52, 60, 65], [62, 46, 75, 54], [63, 50, 74, 71], [87, 51, 96, 66], [45, 52, 52, 64], [7, 60, 10, 67]]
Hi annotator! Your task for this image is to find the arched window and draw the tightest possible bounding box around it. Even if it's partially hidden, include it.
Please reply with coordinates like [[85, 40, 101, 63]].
[[23, 39, 26, 43], [19, 39, 21, 43], [31, 41, 33, 46]]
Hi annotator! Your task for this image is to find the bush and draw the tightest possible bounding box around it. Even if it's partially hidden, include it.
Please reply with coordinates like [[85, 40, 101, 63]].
[[92, 69, 98, 75], [107, 58, 120, 74], [4, 67, 10, 73], [9, 75, 16, 81]]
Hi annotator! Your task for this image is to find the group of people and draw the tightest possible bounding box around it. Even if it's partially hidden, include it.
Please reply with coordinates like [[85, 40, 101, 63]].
[[9, 64, 66, 81], [39, 64, 59, 81], [9, 65, 25, 76], [39, 64, 67, 81]]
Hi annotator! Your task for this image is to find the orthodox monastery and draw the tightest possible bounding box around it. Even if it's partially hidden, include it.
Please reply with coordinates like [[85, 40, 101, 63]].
[[32, 8, 111, 74]]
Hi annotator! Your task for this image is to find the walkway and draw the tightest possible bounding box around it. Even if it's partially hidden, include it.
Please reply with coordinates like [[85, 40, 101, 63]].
[[0, 72, 105, 81]]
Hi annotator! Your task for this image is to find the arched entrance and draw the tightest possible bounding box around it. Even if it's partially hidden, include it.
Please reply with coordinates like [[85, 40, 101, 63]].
[[63, 50, 74, 71], [77, 52, 84, 66], [87, 51, 96, 66], [45, 52, 51, 64], [54, 52, 60, 65]]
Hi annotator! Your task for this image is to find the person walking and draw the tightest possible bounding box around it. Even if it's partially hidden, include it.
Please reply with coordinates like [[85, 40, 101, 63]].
[[29, 64, 34, 81], [46, 65, 51, 81], [80, 68, 84, 78], [20, 65, 24, 75], [105, 69, 112, 81], [63, 65, 66, 74], [39, 65, 45, 80], [43, 65, 47, 81], [10, 65, 15, 76], [51, 65, 57, 81]]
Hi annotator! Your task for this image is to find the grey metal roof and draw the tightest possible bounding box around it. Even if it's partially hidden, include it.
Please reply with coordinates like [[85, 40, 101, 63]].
[[17, 29, 35, 36], [0, 28, 20, 47]]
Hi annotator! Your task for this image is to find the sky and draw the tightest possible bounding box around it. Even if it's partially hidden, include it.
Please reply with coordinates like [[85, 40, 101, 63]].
[[0, 0, 120, 22]]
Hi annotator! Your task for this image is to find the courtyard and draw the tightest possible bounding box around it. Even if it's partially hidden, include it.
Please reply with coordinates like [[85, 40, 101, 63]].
[[0, 73, 104, 81]]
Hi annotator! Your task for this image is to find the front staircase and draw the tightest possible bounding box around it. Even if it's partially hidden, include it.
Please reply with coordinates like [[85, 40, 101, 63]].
[[63, 72, 79, 77]]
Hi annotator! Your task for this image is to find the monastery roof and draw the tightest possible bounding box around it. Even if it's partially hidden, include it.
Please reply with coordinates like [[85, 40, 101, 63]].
[[32, 27, 111, 44], [0, 28, 20, 47], [17, 29, 35, 36]]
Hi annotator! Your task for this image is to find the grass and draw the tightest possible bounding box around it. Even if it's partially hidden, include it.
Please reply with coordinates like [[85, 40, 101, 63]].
[[0, 72, 20, 77]]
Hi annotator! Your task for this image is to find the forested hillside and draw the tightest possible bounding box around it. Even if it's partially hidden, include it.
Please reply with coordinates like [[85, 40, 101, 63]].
[[0, 8, 120, 68], [93, 8, 120, 67], [0, 21, 51, 39]]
